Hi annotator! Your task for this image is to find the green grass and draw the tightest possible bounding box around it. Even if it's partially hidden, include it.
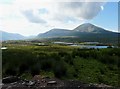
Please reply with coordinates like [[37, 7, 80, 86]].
[[2, 44, 120, 87]]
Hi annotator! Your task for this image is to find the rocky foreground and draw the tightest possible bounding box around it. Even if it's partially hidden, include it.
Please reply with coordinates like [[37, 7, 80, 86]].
[[1, 76, 119, 89]]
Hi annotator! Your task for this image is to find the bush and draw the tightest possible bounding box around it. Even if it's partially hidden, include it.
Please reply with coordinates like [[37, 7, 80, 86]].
[[53, 61, 67, 78]]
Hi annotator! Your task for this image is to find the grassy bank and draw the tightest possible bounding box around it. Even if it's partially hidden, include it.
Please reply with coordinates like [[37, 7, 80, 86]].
[[2, 45, 120, 87]]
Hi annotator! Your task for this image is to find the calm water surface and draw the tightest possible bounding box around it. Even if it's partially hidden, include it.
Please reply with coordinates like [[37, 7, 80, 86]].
[[71, 45, 109, 49]]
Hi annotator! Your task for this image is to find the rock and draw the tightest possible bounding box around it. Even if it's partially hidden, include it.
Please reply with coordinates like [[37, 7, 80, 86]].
[[26, 81, 36, 86], [47, 81, 57, 85], [2, 76, 20, 84]]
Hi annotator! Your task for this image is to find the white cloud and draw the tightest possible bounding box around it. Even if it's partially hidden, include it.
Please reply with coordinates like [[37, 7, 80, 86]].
[[22, 10, 46, 23], [53, 2, 105, 20], [0, 0, 107, 36]]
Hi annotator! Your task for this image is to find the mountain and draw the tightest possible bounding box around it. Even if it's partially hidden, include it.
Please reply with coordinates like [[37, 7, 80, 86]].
[[73, 23, 110, 33], [37, 23, 119, 44], [0, 31, 26, 41], [1, 23, 119, 44], [38, 28, 73, 38]]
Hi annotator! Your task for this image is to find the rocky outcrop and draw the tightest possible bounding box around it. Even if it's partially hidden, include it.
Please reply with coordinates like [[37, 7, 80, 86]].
[[1, 76, 119, 89]]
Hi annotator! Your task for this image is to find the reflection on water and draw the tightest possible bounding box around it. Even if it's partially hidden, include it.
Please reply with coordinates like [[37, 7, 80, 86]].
[[71, 45, 109, 49], [1, 47, 7, 50]]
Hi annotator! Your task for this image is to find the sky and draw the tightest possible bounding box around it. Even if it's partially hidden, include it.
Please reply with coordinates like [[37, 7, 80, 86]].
[[0, 0, 119, 36]]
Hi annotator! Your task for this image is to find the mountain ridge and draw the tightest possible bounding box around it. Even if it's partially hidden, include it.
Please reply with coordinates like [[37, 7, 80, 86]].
[[37, 23, 119, 44], [0, 30, 26, 41], [73, 23, 111, 33], [1, 23, 119, 44], [38, 23, 118, 37]]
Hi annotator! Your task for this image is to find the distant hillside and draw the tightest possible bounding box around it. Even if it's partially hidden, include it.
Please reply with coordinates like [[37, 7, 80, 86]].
[[37, 23, 119, 44], [0, 31, 26, 41], [73, 23, 110, 33], [1, 23, 119, 44], [37, 28, 73, 38]]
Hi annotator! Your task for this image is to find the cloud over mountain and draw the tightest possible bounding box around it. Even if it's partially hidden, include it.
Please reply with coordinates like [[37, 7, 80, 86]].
[[2, 0, 117, 36], [57, 2, 104, 20], [20, 1, 105, 23], [6, 0, 105, 24], [22, 10, 46, 23]]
